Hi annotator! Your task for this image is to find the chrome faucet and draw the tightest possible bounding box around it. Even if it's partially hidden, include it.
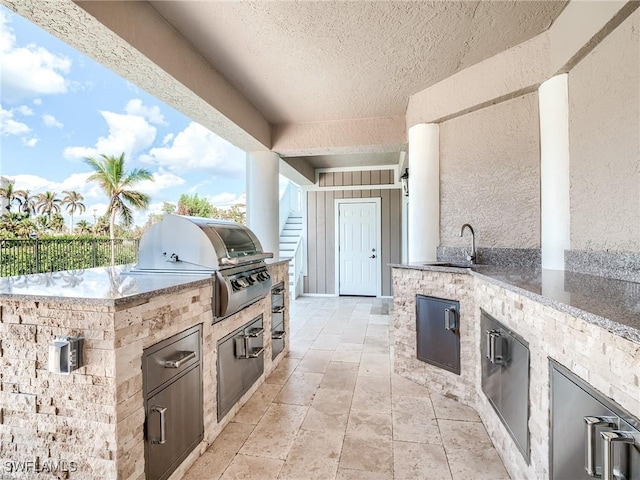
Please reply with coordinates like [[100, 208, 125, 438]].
[[460, 223, 476, 264]]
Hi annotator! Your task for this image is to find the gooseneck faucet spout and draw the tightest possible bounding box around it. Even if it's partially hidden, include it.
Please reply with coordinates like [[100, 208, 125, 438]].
[[460, 223, 476, 264]]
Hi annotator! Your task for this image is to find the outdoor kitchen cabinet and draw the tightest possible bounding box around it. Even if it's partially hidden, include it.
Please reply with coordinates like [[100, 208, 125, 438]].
[[217, 315, 265, 421], [143, 325, 203, 480], [481, 311, 530, 463], [416, 294, 461, 375], [271, 282, 286, 360]]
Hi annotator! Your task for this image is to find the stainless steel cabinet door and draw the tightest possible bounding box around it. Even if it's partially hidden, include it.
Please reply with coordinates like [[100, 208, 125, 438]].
[[217, 332, 245, 420], [500, 333, 529, 457], [416, 295, 460, 375], [146, 366, 203, 480]]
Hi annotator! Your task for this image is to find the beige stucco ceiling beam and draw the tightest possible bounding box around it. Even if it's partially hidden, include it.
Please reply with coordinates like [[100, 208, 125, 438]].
[[1, 0, 271, 152], [406, 0, 638, 127], [272, 116, 406, 158]]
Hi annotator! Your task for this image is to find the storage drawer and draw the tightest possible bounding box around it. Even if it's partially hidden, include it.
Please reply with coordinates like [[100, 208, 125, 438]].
[[271, 318, 285, 360], [144, 325, 201, 394], [217, 316, 264, 421]]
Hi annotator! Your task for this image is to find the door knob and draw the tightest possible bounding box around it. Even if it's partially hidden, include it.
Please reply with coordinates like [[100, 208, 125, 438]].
[[369, 255, 376, 259]]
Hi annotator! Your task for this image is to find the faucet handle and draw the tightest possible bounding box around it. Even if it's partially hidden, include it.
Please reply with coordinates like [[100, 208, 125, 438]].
[[464, 251, 476, 263]]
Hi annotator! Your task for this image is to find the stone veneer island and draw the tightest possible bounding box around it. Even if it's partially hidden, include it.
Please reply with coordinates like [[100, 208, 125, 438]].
[[0, 259, 290, 479], [391, 263, 640, 479]]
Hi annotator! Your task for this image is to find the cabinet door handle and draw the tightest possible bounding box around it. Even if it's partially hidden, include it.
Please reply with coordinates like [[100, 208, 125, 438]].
[[150, 406, 167, 445], [272, 331, 286, 340], [163, 350, 196, 368], [444, 307, 457, 331], [489, 331, 504, 365], [584, 416, 618, 476], [248, 347, 264, 358], [485, 330, 493, 360], [272, 306, 285, 314], [601, 430, 636, 480], [247, 327, 264, 337]]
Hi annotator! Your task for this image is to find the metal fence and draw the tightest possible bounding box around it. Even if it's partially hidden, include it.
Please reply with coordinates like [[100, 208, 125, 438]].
[[0, 238, 139, 277]]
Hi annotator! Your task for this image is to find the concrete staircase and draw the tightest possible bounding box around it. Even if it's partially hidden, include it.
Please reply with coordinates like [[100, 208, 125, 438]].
[[279, 213, 303, 294]]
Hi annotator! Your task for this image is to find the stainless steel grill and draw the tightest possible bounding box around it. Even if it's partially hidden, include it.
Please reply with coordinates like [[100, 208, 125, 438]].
[[133, 215, 273, 321]]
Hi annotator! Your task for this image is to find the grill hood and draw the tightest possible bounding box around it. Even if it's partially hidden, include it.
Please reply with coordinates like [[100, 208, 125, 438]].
[[135, 215, 273, 272]]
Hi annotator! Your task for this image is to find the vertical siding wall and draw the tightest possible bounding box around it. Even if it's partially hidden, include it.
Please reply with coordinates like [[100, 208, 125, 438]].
[[304, 169, 402, 296]]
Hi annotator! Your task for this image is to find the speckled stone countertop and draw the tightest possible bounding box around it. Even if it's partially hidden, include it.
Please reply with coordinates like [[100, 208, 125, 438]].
[[391, 263, 640, 344], [266, 257, 291, 267], [0, 265, 213, 306]]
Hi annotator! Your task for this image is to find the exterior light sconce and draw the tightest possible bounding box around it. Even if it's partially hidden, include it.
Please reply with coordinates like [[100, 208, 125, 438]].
[[400, 168, 409, 196]]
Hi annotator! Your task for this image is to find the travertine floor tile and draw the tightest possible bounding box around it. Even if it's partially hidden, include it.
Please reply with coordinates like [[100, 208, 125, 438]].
[[358, 353, 391, 377], [233, 383, 283, 425], [351, 376, 391, 413], [393, 441, 452, 480], [186, 297, 509, 480], [339, 433, 393, 474], [296, 350, 334, 373], [446, 446, 510, 480], [320, 361, 359, 390], [391, 374, 431, 397], [332, 343, 364, 363], [431, 392, 481, 421], [220, 454, 284, 480], [311, 334, 342, 351], [183, 422, 255, 480], [346, 409, 392, 439], [274, 371, 323, 406], [239, 403, 308, 460], [301, 388, 352, 433], [438, 419, 493, 451], [336, 469, 393, 480], [265, 358, 300, 385], [277, 429, 344, 480]]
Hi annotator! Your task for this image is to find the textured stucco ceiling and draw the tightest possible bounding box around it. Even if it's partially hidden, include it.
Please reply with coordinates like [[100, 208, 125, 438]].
[[289, 152, 402, 169], [150, 0, 567, 124]]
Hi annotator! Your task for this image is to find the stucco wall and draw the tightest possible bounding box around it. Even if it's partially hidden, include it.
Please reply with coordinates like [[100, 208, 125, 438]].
[[439, 93, 541, 249], [568, 11, 640, 252]]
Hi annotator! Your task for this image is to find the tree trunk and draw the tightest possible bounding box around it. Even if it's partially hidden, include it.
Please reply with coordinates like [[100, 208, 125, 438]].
[[110, 208, 116, 265]]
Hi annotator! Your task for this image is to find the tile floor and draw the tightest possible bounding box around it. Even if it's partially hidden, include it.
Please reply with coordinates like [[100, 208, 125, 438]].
[[183, 296, 510, 480]]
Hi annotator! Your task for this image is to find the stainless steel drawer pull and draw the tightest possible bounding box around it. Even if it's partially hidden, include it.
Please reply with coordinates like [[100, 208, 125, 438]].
[[272, 287, 285, 295], [601, 430, 636, 480], [444, 307, 457, 331], [584, 416, 618, 476], [272, 331, 286, 340], [247, 327, 264, 337], [163, 350, 196, 368], [487, 330, 504, 365], [485, 330, 492, 360], [248, 347, 264, 358], [150, 406, 167, 445], [272, 306, 285, 314]]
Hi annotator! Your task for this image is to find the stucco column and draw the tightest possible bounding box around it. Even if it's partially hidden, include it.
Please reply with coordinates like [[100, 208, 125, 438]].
[[247, 151, 280, 256], [408, 123, 440, 262], [539, 74, 570, 270]]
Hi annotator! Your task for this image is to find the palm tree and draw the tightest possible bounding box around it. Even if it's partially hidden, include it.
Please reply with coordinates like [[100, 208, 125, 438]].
[[15, 189, 36, 216], [62, 190, 86, 234], [35, 191, 62, 224], [0, 180, 21, 213], [75, 220, 92, 235], [84, 153, 152, 264]]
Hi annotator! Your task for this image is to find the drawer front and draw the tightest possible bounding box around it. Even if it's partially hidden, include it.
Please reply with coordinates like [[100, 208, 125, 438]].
[[144, 325, 202, 395]]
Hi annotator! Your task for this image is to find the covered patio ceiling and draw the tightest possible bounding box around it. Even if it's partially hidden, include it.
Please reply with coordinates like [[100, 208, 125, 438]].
[[4, 0, 569, 174]]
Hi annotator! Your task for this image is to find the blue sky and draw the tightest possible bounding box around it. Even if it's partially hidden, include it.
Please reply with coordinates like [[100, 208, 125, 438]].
[[0, 5, 248, 226]]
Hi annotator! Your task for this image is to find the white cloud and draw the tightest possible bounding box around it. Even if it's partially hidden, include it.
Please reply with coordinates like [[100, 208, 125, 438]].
[[15, 105, 34, 116], [140, 122, 244, 176], [125, 99, 167, 126], [206, 192, 245, 207], [42, 114, 63, 128], [136, 171, 186, 197], [64, 110, 157, 160], [162, 133, 174, 145], [21, 137, 38, 147], [10, 172, 102, 201], [0, 10, 71, 101], [32, 98, 42, 106], [0, 105, 30, 136]]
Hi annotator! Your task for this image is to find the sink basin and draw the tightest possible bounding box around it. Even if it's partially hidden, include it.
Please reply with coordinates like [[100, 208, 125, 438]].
[[419, 261, 479, 269]]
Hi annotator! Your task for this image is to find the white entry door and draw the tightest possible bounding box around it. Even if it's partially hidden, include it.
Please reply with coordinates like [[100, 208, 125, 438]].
[[338, 201, 380, 296]]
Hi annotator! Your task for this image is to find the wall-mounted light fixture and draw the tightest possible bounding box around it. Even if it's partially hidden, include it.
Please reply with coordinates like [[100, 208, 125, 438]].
[[400, 168, 409, 197]]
